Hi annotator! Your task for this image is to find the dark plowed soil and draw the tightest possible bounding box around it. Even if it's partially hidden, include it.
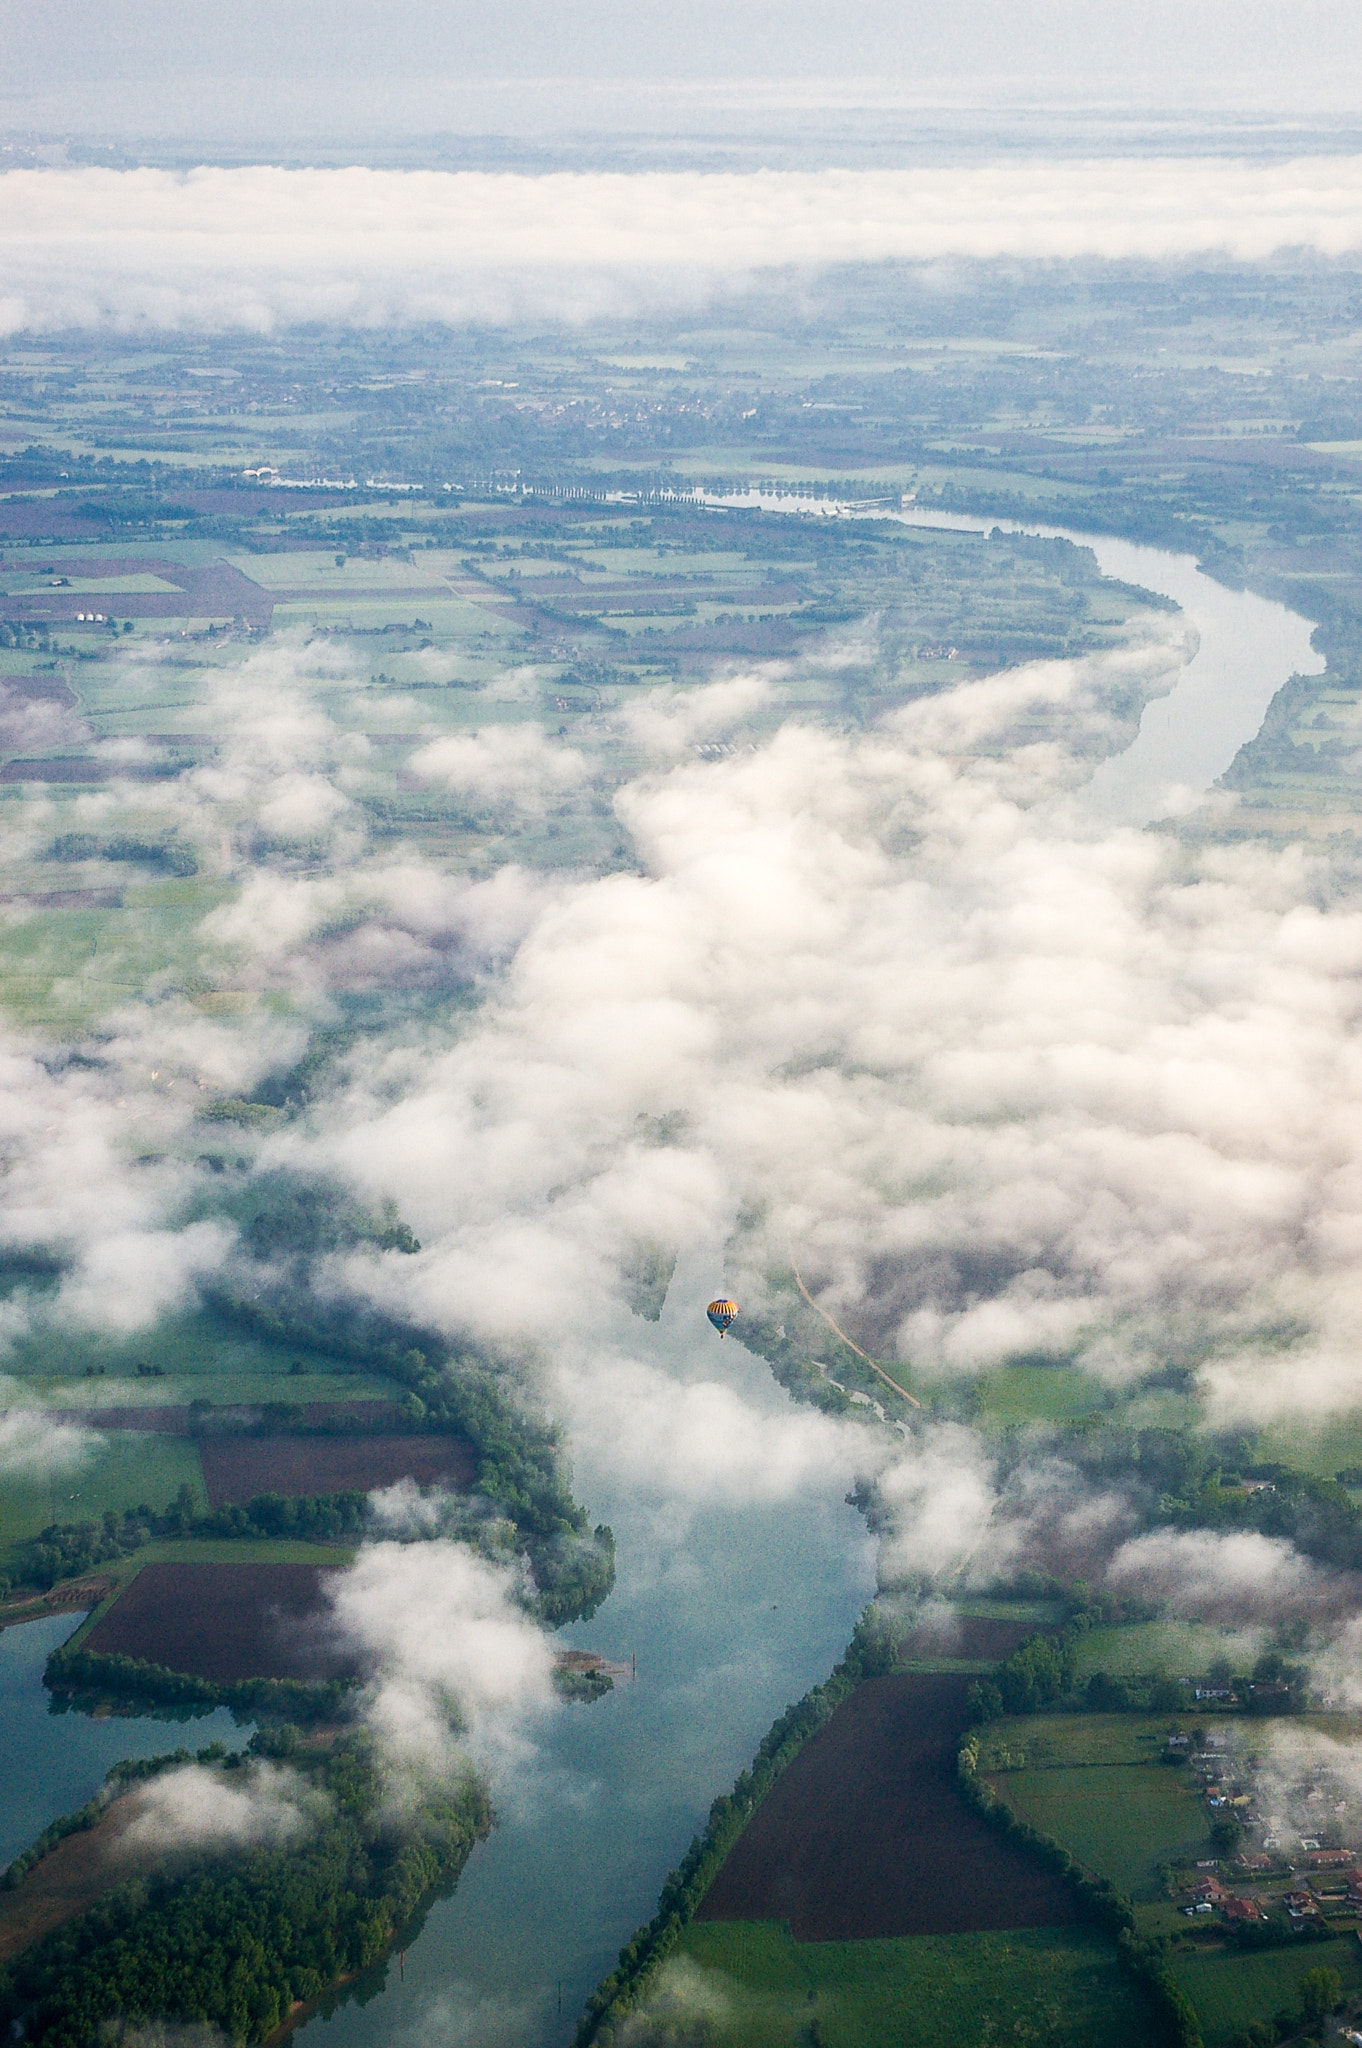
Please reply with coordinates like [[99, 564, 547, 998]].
[[83, 1562, 360, 1684], [899, 1615, 1041, 1661], [198, 1432, 475, 1506], [696, 1674, 1082, 1941]]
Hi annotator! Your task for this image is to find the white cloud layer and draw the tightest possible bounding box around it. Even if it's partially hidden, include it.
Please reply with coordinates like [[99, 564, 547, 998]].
[[4, 157, 1362, 333], [1105, 1527, 1328, 1623], [0, 1403, 100, 1478], [327, 1540, 557, 1778], [293, 623, 1362, 1427], [119, 1762, 319, 1857], [408, 726, 589, 812]]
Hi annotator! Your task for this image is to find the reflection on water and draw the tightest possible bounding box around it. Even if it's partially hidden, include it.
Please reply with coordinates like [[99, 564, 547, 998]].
[[0, 1611, 246, 1868], [706, 490, 1324, 828]]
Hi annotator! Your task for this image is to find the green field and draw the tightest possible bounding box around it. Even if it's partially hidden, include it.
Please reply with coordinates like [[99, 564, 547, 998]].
[[670, 1920, 1159, 2048], [1255, 1412, 1362, 1478], [0, 1307, 403, 1399], [985, 1715, 1209, 1898], [994, 1760, 1205, 1899], [974, 1364, 1112, 1426], [1072, 1620, 1266, 1680], [985, 1714, 1362, 2043], [0, 1433, 205, 1561], [1168, 1942, 1362, 2048]]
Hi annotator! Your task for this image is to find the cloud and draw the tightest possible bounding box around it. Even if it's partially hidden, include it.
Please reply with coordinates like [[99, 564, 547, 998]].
[[873, 1423, 1135, 1589], [408, 725, 589, 813], [118, 1762, 320, 1858], [326, 1541, 557, 1778], [379, 1985, 549, 2048], [0, 1404, 101, 1478], [280, 614, 1362, 1429], [4, 158, 1362, 333], [12, 603, 1362, 1435], [548, 1346, 858, 1508], [55, 1219, 236, 1333], [621, 672, 775, 759], [1105, 1527, 1330, 1623]]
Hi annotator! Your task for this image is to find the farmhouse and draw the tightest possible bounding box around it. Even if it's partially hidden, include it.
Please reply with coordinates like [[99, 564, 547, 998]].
[[1224, 1897, 1265, 1923], [1284, 1890, 1319, 1918], [1190, 1878, 1229, 1906]]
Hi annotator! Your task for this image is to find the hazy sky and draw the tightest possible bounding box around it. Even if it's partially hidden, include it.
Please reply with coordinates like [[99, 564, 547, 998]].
[[3, 0, 1361, 144]]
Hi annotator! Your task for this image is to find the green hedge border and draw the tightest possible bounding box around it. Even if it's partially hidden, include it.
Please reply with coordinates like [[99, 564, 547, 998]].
[[44, 1645, 351, 1721]]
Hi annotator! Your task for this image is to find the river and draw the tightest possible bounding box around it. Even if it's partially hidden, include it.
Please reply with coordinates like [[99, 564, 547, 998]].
[[700, 490, 1325, 828], [0, 513, 1324, 2048]]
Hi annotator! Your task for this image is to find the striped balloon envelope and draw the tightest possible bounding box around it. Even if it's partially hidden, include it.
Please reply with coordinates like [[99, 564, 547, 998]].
[[706, 1298, 739, 1336]]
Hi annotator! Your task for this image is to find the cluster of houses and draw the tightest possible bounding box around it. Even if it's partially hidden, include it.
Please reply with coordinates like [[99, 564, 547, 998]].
[[1173, 1731, 1362, 1929], [1183, 1854, 1362, 1927]]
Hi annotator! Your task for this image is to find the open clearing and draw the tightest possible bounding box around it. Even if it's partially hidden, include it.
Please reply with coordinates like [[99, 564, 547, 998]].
[[982, 1714, 1208, 1899], [196, 1431, 474, 1505], [992, 1758, 1203, 1899], [1168, 1943, 1362, 2048], [80, 1561, 360, 1683], [696, 1675, 1081, 1940], [674, 1920, 1158, 2048]]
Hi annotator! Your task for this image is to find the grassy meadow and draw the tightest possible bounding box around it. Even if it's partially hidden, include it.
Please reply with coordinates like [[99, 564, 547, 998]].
[[672, 1920, 1158, 2048]]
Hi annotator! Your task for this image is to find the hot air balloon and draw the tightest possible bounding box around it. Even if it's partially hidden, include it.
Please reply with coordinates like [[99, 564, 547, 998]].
[[707, 1298, 739, 1337]]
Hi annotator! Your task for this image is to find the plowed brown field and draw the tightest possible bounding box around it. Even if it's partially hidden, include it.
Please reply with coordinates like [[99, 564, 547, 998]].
[[197, 1432, 475, 1506], [82, 1562, 361, 1684], [696, 1674, 1082, 1940]]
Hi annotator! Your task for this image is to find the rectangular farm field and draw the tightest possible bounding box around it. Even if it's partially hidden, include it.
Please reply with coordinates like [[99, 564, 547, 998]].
[[676, 1921, 1161, 2048], [80, 1560, 360, 1683], [697, 1674, 1082, 1940], [197, 1431, 475, 1505], [991, 1761, 1206, 1899], [0, 1432, 205, 1563]]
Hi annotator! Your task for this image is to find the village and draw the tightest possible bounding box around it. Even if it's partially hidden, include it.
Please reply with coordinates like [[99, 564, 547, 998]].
[[1169, 1730, 1362, 1939]]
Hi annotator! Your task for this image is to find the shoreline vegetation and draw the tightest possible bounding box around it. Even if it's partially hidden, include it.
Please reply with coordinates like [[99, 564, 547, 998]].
[[3, 265, 1362, 2047]]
